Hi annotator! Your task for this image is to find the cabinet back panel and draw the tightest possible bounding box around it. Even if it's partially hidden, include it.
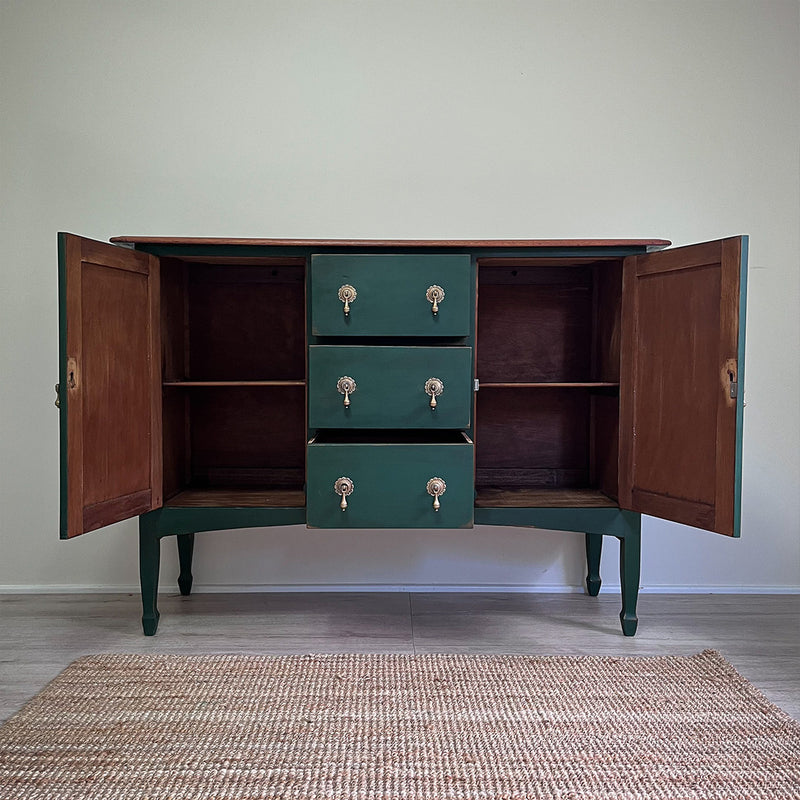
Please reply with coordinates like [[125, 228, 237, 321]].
[[187, 265, 305, 381], [591, 261, 623, 383], [160, 259, 188, 382], [591, 393, 619, 500], [477, 282, 592, 382], [162, 389, 188, 499], [189, 387, 306, 487], [475, 389, 590, 487]]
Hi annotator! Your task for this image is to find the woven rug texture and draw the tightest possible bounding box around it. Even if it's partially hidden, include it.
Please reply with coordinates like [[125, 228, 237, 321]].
[[0, 650, 798, 799]]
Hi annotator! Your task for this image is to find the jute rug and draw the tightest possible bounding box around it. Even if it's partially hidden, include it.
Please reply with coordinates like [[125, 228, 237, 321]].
[[0, 651, 798, 799]]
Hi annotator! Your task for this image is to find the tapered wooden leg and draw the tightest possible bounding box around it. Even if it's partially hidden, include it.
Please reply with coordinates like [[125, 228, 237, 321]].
[[177, 533, 195, 596], [617, 515, 641, 636], [139, 517, 161, 636], [585, 533, 603, 596]]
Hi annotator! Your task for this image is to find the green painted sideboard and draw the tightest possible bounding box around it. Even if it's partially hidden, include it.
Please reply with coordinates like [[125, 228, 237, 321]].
[[57, 235, 748, 636]]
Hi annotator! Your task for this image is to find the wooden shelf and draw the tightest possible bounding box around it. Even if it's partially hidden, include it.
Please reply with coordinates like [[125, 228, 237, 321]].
[[165, 488, 305, 508], [163, 380, 306, 387], [475, 488, 618, 508], [479, 382, 620, 389]]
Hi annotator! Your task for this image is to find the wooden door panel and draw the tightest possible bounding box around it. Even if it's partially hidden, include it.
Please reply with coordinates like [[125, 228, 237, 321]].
[[619, 237, 746, 536], [59, 234, 162, 537]]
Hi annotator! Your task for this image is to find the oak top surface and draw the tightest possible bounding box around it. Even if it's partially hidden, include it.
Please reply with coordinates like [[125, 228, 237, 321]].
[[110, 236, 671, 248]]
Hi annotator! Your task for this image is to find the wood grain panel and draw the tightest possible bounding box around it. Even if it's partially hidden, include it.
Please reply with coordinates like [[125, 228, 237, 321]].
[[160, 259, 187, 382], [83, 490, 153, 532], [64, 235, 83, 536], [81, 238, 151, 273], [714, 237, 743, 535], [475, 389, 590, 485], [189, 386, 306, 484], [477, 283, 592, 382], [81, 265, 152, 505], [162, 388, 188, 500], [591, 260, 623, 382], [591, 394, 619, 500], [166, 488, 305, 507], [61, 234, 162, 537], [188, 265, 305, 381], [619, 237, 744, 535], [475, 488, 617, 508], [635, 265, 720, 505]]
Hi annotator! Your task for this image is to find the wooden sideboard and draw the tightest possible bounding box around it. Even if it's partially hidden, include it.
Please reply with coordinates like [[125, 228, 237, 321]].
[[57, 235, 748, 635]]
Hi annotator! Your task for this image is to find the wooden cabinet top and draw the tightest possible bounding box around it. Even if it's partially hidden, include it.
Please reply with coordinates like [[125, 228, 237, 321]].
[[110, 237, 671, 250]]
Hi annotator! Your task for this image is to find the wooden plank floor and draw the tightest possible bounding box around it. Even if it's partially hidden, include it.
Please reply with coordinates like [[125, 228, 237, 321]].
[[1, 592, 798, 723]]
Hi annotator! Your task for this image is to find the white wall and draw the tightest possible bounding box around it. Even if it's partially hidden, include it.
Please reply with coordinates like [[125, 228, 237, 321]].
[[1, 0, 798, 593]]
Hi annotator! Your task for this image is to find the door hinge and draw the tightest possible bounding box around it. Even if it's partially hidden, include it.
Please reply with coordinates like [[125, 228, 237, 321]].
[[474, 379, 479, 392], [730, 380, 738, 399]]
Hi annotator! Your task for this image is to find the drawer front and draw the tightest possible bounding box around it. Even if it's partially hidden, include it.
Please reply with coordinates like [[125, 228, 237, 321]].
[[307, 439, 474, 528], [308, 345, 472, 429], [310, 254, 472, 336]]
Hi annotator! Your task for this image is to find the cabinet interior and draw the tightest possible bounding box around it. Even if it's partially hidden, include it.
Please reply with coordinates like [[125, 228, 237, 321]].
[[156, 254, 625, 510], [160, 258, 307, 507], [474, 258, 623, 507]]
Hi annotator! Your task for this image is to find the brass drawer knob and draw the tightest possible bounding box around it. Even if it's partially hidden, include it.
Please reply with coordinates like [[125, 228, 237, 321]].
[[338, 284, 357, 315], [426, 284, 444, 314], [426, 477, 446, 511], [424, 377, 444, 408], [334, 476, 354, 510], [336, 376, 357, 407]]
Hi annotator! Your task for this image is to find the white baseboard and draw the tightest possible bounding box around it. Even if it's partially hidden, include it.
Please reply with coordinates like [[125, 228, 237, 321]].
[[0, 584, 798, 594]]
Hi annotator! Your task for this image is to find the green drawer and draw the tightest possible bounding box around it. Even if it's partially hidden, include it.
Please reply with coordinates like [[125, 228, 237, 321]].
[[310, 254, 472, 337], [306, 433, 474, 528], [308, 345, 472, 429]]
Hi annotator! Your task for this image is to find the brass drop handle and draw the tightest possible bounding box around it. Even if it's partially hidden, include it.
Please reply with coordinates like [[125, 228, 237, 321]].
[[426, 477, 446, 511], [337, 376, 357, 407], [54, 384, 60, 408], [338, 284, 357, 316], [334, 477, 354, 510], [426, 284, 445, 314], [424, 377, 444, 408]]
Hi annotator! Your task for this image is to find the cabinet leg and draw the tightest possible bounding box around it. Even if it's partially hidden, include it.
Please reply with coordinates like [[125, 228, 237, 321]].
[[139, 518, 161, 636], [177, 533, 195, 596], [585, 533, 603, 596], [617, 515, 641, 637]]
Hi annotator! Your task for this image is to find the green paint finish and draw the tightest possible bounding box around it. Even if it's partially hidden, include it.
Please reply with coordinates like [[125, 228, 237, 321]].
[[139, 516, 161, 636], [473, 506, 641, 538], [137, 507, 305, 635], [57, 234, 69, 539], [585, 533, 602, 596], [309, 345, 472, 429], [307, 439, 474, 528], [475, 507, 640, 636], [616, 513, 642, 636], [733, 236, 748, 538], [177, 533, 195, 596], [310, 254, 471, 337], [143, 506, 307, 536]]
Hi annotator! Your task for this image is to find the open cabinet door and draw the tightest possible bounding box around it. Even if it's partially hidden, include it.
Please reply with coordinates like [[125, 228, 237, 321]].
[[58, 234, 162, 538], [619, 237, 747, 536]]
